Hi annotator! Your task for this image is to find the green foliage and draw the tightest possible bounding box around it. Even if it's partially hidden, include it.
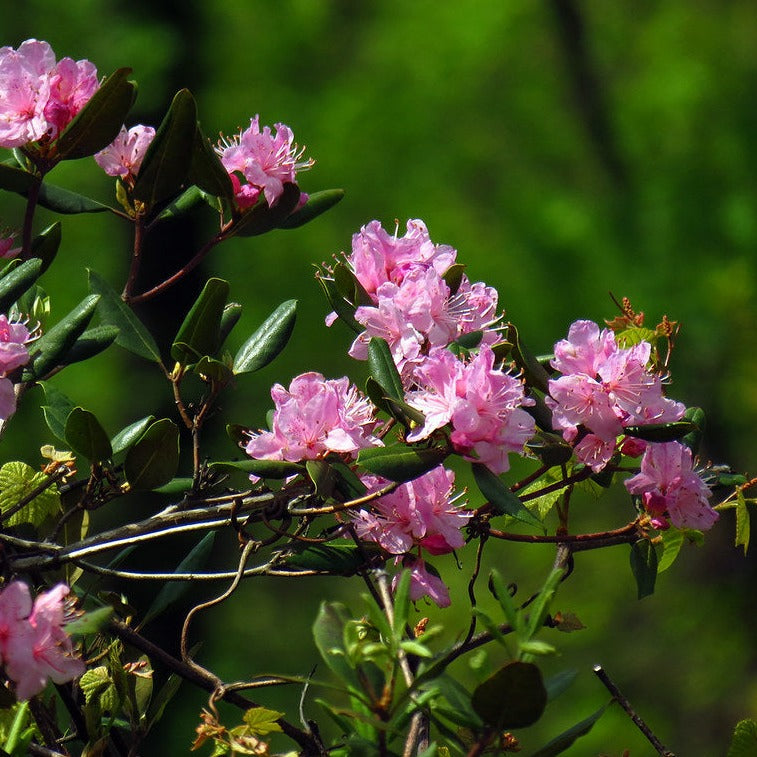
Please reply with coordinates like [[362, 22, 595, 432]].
[[232, 299, 297, 374], [630, 539, 658, 599], [124, 418, 180, 491], [0, 461, 61, 527], [728, 719, 757, 757], [472, 463, 543, 528], [357, 444, 448, 482], [172, 277, 229, 364]]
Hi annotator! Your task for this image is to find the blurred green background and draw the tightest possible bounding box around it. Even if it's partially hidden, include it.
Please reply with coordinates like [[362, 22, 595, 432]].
[[3, 0, 757, 754]]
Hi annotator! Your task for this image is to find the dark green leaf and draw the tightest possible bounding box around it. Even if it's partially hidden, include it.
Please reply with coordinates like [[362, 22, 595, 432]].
[[455, 330, 483, 349], [142, 533, 216, 626], [210, 458, 304, 479], [65, 407, 113, 461], [111, 415, 155, 457], [193, 356, 233, 383], [681, 406, 706, 453], [630, 539, 658, 599], [312, 602, 359, 687], [442, 263, 466, 295], [333, 262, 372, 307], [228, 182, 301, 237], [306, 459, 336, 499], [530, 703, 609, 756], [37, 182, 111, 214], [473, 463, 542, 528], [624, 421, 697, 443], [330, 459, 368, 500], [124, 419, 180, 491], [471, 661, 547, 729], [526, 431, 574, 467], [62, 325, 119, 367], [283, 542, 378, 576], [277, 188, 345, 229], [357, 445, 448, 483], [188, 124, 234, 201], [64, 606, 114, 636], [316, 271, 362, 333], [171, 277, 229, 364], [728, 719, 757, 757], [153, 477, 194, 495], [0, 258, 43, 313], [56, 68, 136, 159], [154, 185, 205, 222], [88, 269, 162, 363], [27, 294, 100, 379], [506, 322, 550, 393], [219, 302, 242, 346], [0, 162, 35, 193], [133, 89, 197, 209], [40, 382, 77, 441], [368, 338, 404, 401], [233, 299, 297, 374], [30, 222, 61, 274]]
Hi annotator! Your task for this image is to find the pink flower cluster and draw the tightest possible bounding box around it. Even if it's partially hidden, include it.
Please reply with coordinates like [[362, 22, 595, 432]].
[[353, 466, 471, 607], [245, 372, 381, 466], [216, 116, 313, 209], [625, 441, 717, 531], [0, 39, 99, 148], [94, 124, 156, 178], [0, 582, 85, 700], [546, 320, 685, 472], [0, 314, 33, 421], [406, 345, 536, 474], [329, 220, 500, 376]]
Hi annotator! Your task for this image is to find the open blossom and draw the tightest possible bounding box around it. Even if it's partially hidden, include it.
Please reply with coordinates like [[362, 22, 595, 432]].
[[394, 558, 451, 608], [245, 372, 381, 465], [624, 441, 718, 531], [95, 124, 156, 177], [0, 582, 85, 700], [546, 320, 685, 472], [406, 345, 536, 474], [216, 116, 313, 209], [0, 39, 98, 148]]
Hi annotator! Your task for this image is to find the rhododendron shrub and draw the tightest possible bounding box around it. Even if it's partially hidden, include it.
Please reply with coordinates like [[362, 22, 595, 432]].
[[0, 36, 751, 757]]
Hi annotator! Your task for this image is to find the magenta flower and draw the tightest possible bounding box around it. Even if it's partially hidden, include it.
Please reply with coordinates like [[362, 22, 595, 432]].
[[94, 124, 156, 178], [0, 314, 32, 374], [0, 39, 98, 148], [406, 346, 536, 474], [245, 372, 381, 465], [624, 441, 718, 531], [216, 116, 313, 209], [396, 558, 451, 608], [0, 582, 85, 701], [0, 231, 20, 260]]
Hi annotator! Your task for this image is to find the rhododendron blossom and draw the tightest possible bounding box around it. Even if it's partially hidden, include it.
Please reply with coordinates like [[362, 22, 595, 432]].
[[624, 441, 717, 530], [0, 582, 84, 700], [0, 231, 20, 260], [0, 39, 98, 148], [95, 124, 156, 178], [406, 345, 536, 474], [546, 320, 685, 472], [216, 116, 313, 209], [245, 372, 380, 466], [396, 558, 451, 608]]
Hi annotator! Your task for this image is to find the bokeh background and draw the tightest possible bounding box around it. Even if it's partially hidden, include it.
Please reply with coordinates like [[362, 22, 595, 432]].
[[3, 1, 757, 754]]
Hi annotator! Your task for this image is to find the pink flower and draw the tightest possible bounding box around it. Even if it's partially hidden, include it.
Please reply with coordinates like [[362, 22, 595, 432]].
[[0, 39, 97, 148], [406, 346, 536, 473], [0, 315, 32, 374], [353, 467, 470, 556], [624, 441, 718, 531], [397, 559, 451, 608], [0, 231, 20, 260], [216, 116, 313, 208], [94, 124, 156, 177], [0, 582, 84, 700], [245, 372, 381, 465]]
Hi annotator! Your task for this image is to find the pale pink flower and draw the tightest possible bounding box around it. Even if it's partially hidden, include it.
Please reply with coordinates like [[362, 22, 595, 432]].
[[407, 346, 535, 474], [245, 372, 381, 465], [0, 315, 32, 374], [0, 231, 20, 260], [0, 582, 84, 700], [624, 441, 717, 531], [0, 378, 16, 421], [94, 124, 156, 177], [43, 56, 99, 136], [398, 559, 451, 608], [551, 320, 617, 377], [216, 116, 313, 208]]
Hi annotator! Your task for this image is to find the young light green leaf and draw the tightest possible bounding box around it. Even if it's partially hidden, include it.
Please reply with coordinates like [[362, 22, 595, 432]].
[[488, 568, 521, 636], [65, 407, 113, 461], [728, 719, 757, 757], [657, 528, 684, 572], [64, 606, 114, 636], [0, 461, 61, 527], [88, 269, 162, 363], [736, 490, 750, 555], [473, 463, 542, 529], [526, 567, 565, 640], [124, 419, 180, 491], [277, 188, 344, 229], [243, 707, 284, 736], [392, 569, 412, 637], [357, 445, 448, 483], [40, 381, 77, 441], [233, 299, 297, 374], [171, 277, 229, 364]]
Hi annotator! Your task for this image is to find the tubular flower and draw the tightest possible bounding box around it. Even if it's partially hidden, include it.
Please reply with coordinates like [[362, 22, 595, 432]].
[[0, 231, 20, 260], [95, 124, 156, 178], [216, 116, 313, 209], [245, 372, 381, 466]]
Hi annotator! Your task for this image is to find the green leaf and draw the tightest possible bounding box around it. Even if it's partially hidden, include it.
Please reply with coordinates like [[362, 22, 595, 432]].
[[506, 322, 551, 393], [316, 270, 362, 333], [142, 532, 216, 626], [736, 490, 750, 555], [37, 183, 112, 214], [526, 567, 565, 640], [133, 89, 198, 209], [188, 124, 234, 202], [124, 419, 180, 491], [111, 415, 155, 457], [171, 278, 229, 364], [530, 703, 610, 756], [681, 406, 706, 453], [526, 431, 574, 468], [368, 338, 404, 402], [657, 528, 684, 572], [62, 325, 119, 367], [728, 719, 757, 757], [30, 221, 61, 275], [544, 669, 578, 701], [488, 568, 521, 636], [630, 539, 658, 599], [0, 258, 43, 313], [65, 407, 113, 461], [243, 707, 284, 736], [624, 421, 697, 443], [218, 302, 242, 346], [442, 263, 466, 295], [333, 261, 373, 307], [40, 382, 77, 441], [56, 67, 136, 159], [306, 459, 336, 499], [64, 606, 114, 636], [393, 569, 411, 638], [277, 188, 345, 229], [312, 602, 359, 687], [27, 294, 100, 379], [229, 182, 301, 237], [233, 299, 297, 374], [193, 356, 233, 384], [154, 185, 205, 222], [471, 661, 547, 729], [88, 269, 162, 363], [209, 458, 304, 480], [0, 162, 35, 193], [357, 445, 448, 483], [0, 461, 61, 527], [472, 463, 542, 528], [282, 542, 376, 576]]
